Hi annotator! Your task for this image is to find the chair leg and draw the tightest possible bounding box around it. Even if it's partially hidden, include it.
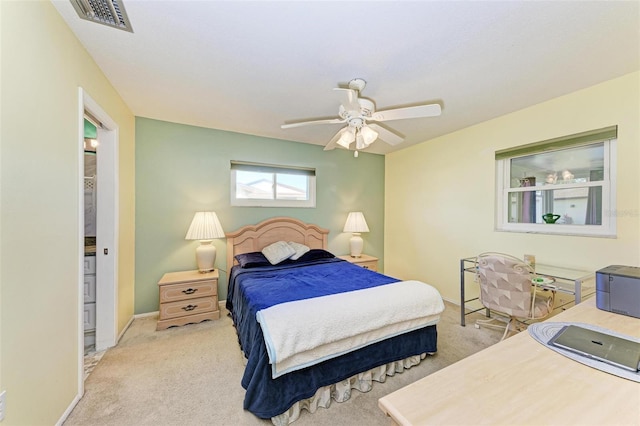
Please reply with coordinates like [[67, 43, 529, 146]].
[[500, 318, 514, 341], [475, 317, 520, 341], [475, 316, 508, 332]]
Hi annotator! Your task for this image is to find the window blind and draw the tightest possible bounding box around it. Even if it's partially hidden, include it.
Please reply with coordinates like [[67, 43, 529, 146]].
[[230, 161, 316, 176], [495, 126, 617, 160]]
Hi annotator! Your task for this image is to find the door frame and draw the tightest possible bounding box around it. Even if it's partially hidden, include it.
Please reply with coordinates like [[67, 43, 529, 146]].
[[77, 88, 119, 393]]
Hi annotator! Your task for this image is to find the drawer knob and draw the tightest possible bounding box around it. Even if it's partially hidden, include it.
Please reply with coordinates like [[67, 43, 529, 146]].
[[182, 304, 198, 311], [182, 288, 198, 295]]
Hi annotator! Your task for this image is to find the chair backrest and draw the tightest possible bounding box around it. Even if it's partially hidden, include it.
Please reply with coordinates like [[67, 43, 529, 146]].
[[476, 252, 535, 319]]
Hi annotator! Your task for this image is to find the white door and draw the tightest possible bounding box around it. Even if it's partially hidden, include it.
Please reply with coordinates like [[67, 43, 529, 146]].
[[95, 124, 118, 351]]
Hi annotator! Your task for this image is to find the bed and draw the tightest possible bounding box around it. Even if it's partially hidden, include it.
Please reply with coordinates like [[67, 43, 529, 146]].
[[225, 217, 444, 425]]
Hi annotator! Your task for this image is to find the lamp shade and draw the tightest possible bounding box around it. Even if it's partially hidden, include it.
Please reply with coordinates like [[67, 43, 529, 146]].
[[343, 212, 370, 233], [185, 212, 225, 273], [343, 212, 369, 258], [185, 212, 225, 240]]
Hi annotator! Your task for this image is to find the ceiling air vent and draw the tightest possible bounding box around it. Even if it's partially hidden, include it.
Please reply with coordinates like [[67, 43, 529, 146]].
[[70, 0, 133, 33]]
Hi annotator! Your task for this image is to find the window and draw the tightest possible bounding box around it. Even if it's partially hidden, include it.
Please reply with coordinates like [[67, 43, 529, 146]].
[[230, 161, 316, 208], [495, 126, 616, 237]]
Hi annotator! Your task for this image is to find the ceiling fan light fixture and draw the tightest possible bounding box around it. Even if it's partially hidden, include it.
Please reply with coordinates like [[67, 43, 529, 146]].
[[336, 128, 355, 149], [360, 126, 378, 146]]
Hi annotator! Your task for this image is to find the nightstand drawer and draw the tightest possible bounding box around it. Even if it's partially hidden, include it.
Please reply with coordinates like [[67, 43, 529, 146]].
[[159, 280, 216, 303], [337, 254, 379, 272], [159, 296, 216, 320], [357, 261, 378, 271]]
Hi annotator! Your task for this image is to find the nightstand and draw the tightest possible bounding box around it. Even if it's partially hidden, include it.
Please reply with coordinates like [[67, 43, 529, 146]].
[[156, 269, 220, 331], [337, 254, 378, 272]]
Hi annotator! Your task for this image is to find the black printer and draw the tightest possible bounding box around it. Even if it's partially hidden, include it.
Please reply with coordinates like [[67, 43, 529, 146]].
[[596, 265, 640, 318]]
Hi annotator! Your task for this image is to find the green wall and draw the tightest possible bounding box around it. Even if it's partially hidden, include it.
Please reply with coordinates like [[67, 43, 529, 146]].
[[135, 117, 386, 314]]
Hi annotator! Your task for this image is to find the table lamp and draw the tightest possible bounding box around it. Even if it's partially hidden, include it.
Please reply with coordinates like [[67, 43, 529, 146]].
[[343, 211, 369, 258], [185, 211, 225, 272]]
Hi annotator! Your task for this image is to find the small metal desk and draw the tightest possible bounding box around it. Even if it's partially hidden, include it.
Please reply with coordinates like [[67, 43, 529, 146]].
[[459, 257, 594, 326]]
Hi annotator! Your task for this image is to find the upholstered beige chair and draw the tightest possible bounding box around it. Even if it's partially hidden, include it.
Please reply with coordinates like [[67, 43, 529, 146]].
[[475, 252, 555, 340]]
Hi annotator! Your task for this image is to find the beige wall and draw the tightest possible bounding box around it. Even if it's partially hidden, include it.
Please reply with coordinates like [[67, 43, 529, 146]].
[[0, 1, 135, 424], [385, 72, 640, 304]]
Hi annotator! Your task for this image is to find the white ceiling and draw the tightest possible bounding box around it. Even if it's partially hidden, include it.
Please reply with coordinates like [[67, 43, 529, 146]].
[[52, 1, 639, 155]]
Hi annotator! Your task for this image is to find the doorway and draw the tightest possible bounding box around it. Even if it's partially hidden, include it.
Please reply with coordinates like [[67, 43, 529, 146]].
[[78, 88, 119, 390]]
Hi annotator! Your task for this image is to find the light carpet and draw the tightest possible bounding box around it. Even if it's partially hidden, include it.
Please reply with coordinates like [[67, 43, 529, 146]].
[[64, 301, 503, 426]]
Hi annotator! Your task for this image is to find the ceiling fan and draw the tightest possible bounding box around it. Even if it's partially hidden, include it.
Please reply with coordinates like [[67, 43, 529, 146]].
[[281, 78, 441, 155]]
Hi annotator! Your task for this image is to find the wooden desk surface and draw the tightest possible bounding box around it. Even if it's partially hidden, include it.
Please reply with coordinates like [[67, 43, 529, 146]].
[[379, 298, 640, 425]]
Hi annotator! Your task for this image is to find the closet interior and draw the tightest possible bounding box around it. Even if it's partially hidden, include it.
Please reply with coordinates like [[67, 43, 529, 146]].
[[83, 117, 98, 354]]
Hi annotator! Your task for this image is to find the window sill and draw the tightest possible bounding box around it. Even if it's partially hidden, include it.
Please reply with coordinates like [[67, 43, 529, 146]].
[[495, 226, 616, 238]]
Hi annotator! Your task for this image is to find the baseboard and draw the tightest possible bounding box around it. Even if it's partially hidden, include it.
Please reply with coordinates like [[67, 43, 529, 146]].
[[117, 315, 136, 344], [442, 296, 460, 307], [56, 393, 82, 426], [134, 310, 159, 319]]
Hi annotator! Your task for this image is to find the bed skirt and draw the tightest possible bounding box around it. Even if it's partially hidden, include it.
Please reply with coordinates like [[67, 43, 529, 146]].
[[271, 353, 428, 425]]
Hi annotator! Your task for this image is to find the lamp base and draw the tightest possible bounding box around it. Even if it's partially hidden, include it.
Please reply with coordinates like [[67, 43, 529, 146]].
[[195, 241, 216, 273], [349, 233, 364, 258]]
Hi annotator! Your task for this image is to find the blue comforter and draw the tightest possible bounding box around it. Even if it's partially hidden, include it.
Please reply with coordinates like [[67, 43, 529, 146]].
[[226, 257, 438, 419]]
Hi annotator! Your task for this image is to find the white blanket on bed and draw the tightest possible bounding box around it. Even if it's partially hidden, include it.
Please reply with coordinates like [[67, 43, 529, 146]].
[[256, 280, 444, 378]]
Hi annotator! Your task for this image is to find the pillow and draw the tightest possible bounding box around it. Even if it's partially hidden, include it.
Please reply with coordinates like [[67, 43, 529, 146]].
[[295, 249, 335, 262], [234, 252, 271, 269], [287, 241, 310, 260], [261, 241, 296, 265]]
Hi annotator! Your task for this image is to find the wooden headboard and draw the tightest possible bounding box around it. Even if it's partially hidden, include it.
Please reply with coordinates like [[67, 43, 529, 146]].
[[226, 217, 329, 270]]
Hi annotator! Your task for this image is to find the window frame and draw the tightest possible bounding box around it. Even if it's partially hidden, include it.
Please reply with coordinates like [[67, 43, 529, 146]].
[[230, 161, 316, 208], [495, 134, 617, 238]]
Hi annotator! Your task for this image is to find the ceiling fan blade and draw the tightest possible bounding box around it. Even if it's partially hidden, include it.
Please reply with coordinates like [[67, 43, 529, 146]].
[[324, 127, 350, 151], [281, 118, 345, 129], [333, 88, 360, 111], [370, 103, 441, 122], [367, 123, 404, 146]]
